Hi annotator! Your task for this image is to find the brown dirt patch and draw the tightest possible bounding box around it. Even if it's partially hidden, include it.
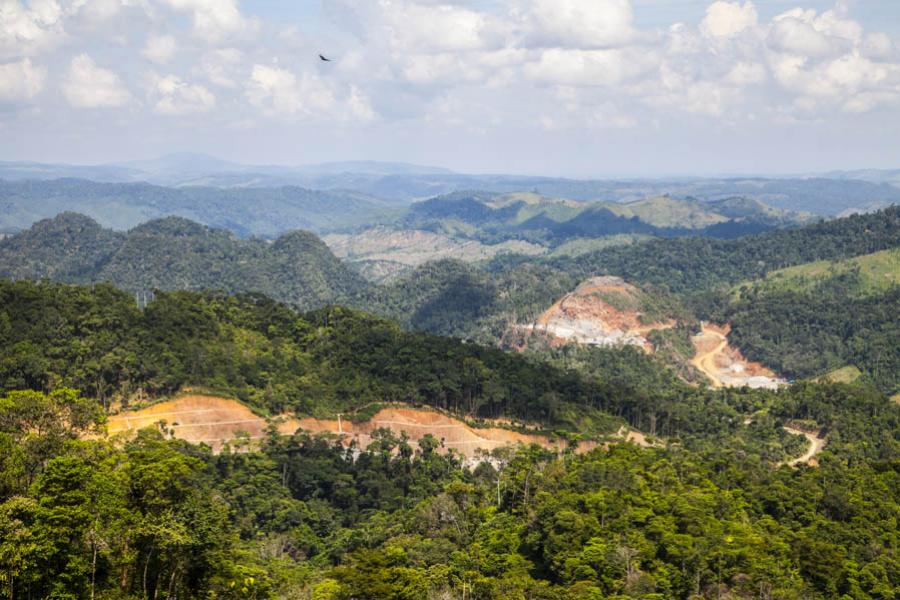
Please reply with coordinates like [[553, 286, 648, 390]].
[[691, 324, 785, 389], [105, 396, 620, 456], [525, 276, 673, 351]]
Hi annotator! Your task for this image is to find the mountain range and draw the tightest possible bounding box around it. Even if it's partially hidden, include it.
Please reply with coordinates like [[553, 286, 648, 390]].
[[2, 154, 899, 214]]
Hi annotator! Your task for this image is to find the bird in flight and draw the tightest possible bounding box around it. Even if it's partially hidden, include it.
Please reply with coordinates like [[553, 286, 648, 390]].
[[319, 54, 332, 62]]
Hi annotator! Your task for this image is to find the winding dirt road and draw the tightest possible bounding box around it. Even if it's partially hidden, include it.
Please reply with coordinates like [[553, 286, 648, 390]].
[[780, 427, 827, 467], [691, 327, 728, 388]]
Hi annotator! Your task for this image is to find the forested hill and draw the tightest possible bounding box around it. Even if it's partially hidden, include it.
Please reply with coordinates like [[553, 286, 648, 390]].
[[551, 204, 900, 300], [0, 213, 365, 311], [1, 279, 899, 598], [0, 177, 391, 236]]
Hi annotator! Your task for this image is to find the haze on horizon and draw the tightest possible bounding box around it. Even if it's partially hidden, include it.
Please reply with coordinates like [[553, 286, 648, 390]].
[[3, 0, 900, 177]]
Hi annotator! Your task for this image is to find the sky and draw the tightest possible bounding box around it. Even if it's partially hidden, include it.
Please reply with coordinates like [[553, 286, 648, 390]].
[[2, 0, 900, 176]]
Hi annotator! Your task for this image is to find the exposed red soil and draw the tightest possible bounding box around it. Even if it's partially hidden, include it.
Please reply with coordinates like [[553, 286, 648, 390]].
[[526, 276, 673, 351], [105, 396, 639, 456]]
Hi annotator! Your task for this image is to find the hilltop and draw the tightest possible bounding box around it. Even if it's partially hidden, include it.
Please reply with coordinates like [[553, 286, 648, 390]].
[[0, 213, 365, 310]]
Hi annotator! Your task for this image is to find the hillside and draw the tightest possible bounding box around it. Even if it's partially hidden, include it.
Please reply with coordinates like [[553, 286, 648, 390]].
[[741, 247, 900, 296], [323, 226, 545, 282], [554, 205, 900, 304], [2, 279, 899, 599], [5, 158, 899, 214], [725, 249, 900, 394], [521, 276, 675, 350], [0, 281, 900, 600], [398, 192, 805, 246], [0, 178, 393, 236], [0, 213, 365, 310]]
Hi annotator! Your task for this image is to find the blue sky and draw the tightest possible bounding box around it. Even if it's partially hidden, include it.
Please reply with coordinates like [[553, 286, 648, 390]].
[[2, 0, 900, 176]]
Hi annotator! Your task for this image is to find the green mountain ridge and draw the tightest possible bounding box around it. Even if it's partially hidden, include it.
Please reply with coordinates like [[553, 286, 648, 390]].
[[0, 213, 365, 311]]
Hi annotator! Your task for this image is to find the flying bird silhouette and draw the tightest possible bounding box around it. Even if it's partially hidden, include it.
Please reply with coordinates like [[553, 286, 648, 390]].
[[319, 54, 332, 62]]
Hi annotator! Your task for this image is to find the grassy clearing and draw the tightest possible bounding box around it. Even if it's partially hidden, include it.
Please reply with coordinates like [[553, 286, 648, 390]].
[[816, 365, 863, 384], [751, 248, 900, 295]]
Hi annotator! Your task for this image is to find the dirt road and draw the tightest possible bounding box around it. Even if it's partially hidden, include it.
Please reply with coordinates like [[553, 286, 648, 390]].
[[780, 427, 827, 467], [691, 327, 728, 388]]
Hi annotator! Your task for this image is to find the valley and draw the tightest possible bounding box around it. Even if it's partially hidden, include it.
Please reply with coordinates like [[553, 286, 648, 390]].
[[0, 169, 897, 599]]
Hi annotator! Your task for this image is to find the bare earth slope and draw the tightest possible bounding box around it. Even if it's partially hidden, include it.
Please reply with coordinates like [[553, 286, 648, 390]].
[[691, 324, 786, 389], [107, 395, 655, 456], [523, 276, 673, 350]]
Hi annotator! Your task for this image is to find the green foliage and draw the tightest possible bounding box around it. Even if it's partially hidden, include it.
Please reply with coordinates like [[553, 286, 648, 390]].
[[727, 280, 900, 394], [0, 213, 366, 311]]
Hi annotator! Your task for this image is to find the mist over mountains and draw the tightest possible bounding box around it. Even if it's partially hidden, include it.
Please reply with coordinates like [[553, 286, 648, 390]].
[[2, 154, 899, 218]]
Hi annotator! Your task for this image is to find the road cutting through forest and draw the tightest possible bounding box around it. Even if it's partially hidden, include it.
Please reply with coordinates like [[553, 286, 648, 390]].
[[780, 426, 827, 467], [691, 326, 729, 388], [691, 324, 786, 389]]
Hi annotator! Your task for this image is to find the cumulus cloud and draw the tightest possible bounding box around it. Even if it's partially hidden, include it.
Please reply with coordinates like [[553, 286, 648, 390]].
[[3, 0, 900, 137], [525, 47, 658, 87], [162, 0, 258, 43], [0, 57, 45, 105], [199, 47, 243, 88], [379, 1, 505, 53], [148, 73, 215, 114], [701, 1, 758, 38], [142, 34, 176, 64], [62, 53, 131, 108], [0, 0, 65, 59], [245, 64, 334, 118], [523, 0, 635, 48]]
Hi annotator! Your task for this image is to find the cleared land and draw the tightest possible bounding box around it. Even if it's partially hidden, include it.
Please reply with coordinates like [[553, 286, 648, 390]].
[[744, 247, 900, 296], [691, 324, 785, 389], [524, 276, 673, 350], [105, 395, 657, 456]]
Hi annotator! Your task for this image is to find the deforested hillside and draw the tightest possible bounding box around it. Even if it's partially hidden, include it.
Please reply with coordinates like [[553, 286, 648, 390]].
[[0, 213, 366, 310], [396, 192, 807, 246], [553, 205, 900, 303], [2, 279, 899, 599]]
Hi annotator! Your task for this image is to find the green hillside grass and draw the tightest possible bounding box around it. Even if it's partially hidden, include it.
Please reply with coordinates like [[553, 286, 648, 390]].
[[605, 196, 729, 229], [742, 247, 900, 296], [816, 365, 863, 384]]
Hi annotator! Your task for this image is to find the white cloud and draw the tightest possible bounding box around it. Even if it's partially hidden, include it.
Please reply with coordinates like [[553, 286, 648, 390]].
[[162, 0, 257, 43], [245, 64, 333, 118], [199, 47, 243, 88], [379, 1, 504, 53], [142, 34, 176, 64], [148, 73, 215, 114], [0, 57, 45, 105], [0, 0, 65, 59], [348, 85, 374, 121], [701, 1, 758, 38], [523, 0, 635, 48], [525, 47, 657, 87], [726, 61, 766, 85], [62, 53, 131, 108]]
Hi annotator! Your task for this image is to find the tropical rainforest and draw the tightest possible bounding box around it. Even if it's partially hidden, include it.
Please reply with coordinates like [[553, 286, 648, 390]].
[[1, 176, 899, 599], [1, 278, 899, 598]]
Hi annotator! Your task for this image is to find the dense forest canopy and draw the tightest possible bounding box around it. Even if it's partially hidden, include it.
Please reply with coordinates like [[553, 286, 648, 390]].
[[0, 271, 898, 597]]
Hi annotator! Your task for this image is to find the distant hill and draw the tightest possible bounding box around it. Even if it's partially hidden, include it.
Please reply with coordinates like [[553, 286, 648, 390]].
[[397, 192, 809, 245], [0, 213, 365, 310], [0, 178, 394, 236], [3, 155, 899, 214]]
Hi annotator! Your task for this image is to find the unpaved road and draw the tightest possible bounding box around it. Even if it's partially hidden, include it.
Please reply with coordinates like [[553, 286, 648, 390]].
[[780, 427, 827, 467], [691, 327, 728, 388]]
